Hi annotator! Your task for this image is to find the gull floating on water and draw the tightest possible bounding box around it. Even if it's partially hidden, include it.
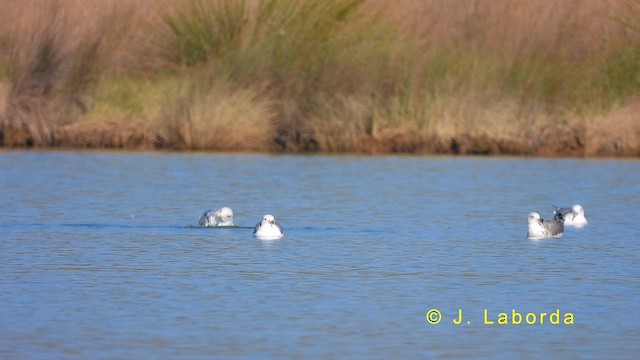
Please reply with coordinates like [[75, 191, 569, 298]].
[[553, 204, 588, 227], [253, 214, 284, 240], [528, 212, 564, 239], [199, 207, 234, 227]]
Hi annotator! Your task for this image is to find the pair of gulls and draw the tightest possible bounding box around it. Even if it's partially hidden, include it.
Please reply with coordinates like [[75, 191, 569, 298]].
[[527, 204, 588, 240], [198, 207, 284, 240]]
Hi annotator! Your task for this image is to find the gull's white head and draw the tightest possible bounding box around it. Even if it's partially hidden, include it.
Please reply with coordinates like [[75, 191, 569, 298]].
[[262, 214, 276, 225], [218, 207, 234, 220], [567, 204, 588, 227], [527, 212, 546, 239], [572, 204, 584, 215], [528, 212, 542, 223]]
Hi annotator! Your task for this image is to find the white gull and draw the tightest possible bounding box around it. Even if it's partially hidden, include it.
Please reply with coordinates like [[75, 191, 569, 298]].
[[253, 214, 284, 240], [199, 207, 234, 227], [528, 212, 564, 239], [553, 204, 588, 227]]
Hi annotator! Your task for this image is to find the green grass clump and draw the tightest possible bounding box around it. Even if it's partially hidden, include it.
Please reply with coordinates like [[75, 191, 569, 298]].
[[157, 0, 393, 151], [599, 46, 640, 105], [159, 0, 248, 66]]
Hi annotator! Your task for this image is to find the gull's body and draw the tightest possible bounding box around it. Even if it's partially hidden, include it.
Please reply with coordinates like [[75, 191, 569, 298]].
[[199, 207, 234, 227], [253, 214, 284, 240], [528, 212, 564, 239], [553, 204, 588, 227]]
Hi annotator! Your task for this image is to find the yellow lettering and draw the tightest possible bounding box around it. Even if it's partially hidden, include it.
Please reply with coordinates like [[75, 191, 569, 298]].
[[453, 309, 463, 325], [498, 312, 508, 325], [525, 313, 536, 324], [481, 309, 573, 325], [511, 309, 522, 325], [539, 312, 547, 324], [483, 309, 494, 324], [564, 312, 574, 325]]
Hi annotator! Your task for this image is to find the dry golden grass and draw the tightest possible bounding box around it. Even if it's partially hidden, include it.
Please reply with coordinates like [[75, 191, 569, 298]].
[[0, 0, 639, 156], [157, 78, 275, 151], [56, 115, 161, 149], [374, 0, 634, 59], [305, 95, 371, 152], [0, 80, 8, 114], [0, 0, 140, 146], [584, 99, 640, 156]]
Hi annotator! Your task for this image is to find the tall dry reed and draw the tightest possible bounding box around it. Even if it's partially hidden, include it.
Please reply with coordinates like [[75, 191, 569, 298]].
[[0, 0, 137, 146], [0, 0, 639, 155]]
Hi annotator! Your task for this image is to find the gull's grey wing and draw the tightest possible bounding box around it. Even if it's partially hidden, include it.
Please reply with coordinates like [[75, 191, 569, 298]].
[[552, 205, 573, 216], [199, 209, 215, 226], [253, 222, 260, 234], [275, 223, 284, 235], [543, 218, 564, 237], [552, 205, 572, 221], [201, 209, 215, 217]]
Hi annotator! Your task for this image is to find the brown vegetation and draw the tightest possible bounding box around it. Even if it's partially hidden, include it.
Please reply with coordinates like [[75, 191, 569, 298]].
[[1, 0, 640, 156]]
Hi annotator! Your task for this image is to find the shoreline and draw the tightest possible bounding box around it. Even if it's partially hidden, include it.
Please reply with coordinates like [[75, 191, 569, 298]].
[[1, 138, 637, 159]]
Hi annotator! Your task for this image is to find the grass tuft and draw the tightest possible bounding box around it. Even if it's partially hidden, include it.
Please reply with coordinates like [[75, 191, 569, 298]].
[[157, 76, 274, 151]]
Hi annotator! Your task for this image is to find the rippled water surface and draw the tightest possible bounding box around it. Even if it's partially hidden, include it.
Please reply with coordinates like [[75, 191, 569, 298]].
[[1, 151, 639, 359]]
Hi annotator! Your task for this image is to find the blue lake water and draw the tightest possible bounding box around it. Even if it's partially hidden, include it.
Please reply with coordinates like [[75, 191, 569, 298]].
[[1, 151, 639, 359]]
